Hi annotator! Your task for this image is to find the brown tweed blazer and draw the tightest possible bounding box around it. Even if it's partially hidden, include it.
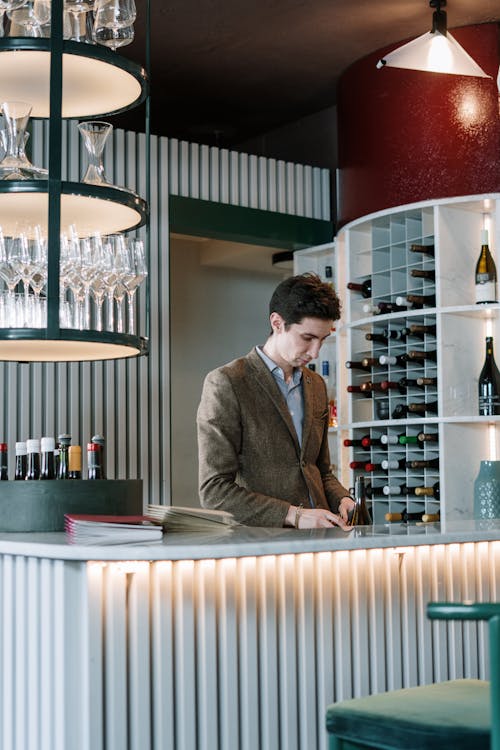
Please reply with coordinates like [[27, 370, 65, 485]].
[[196, 347, 350, 527]]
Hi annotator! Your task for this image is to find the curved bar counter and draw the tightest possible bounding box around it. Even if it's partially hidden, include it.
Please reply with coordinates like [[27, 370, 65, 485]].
[[1, 522, 499, 750]]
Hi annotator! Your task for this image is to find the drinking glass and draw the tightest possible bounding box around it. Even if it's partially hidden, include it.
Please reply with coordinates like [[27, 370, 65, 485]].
[[78, 120, 112, 185], [93, 22, 133, 49], [7, 1, 43, 35], [123, 238, 147, 334], [93, 0, 135, 29]]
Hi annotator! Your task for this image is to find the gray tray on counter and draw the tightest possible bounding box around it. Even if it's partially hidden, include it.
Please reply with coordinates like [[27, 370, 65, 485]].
[[0, 479, 143, 531]]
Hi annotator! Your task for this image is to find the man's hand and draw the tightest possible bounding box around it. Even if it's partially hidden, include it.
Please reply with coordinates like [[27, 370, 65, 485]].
[[286, 503, 354, 531], [338, 495, 356, 523]]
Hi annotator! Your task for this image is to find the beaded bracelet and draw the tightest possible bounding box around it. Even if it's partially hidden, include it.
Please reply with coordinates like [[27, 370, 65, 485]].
[[295, 503, 304, 529]]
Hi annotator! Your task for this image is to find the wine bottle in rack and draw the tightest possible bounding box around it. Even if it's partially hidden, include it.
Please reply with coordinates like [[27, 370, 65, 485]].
[[324, 265, 333, 284], [381, 458, 406, 470], [405, 349, 437, 363], [364, 462, 387, 472], [414, 481, 440, 499], [347, 279, 372, 298], [379, 353, 408, 367], [365, 331, 387, 344], [347, 385, 372, 398], [382, 483, 412, 496], [399, 432, 439, 447], [359, 380, 395, 393], [478, 336, 500, 416], [410, 268, 435, 281], [396, 377, 438, 392], [345, 360, 372, 371], [380, 434, 402, 445], [383, 326, 409, 340], [385, 510, 440, 523], [349, 461, 367, 469], [362, 303, 381, 315], [475, 229, 497, 304], [409, 243, 435, 256], [379, 380, 400, 391], [406, 400, 439, 415], [400, 292, 436, 308], [408, 323, 437, 338], [344, 435, 383, 449], [377, 300, 407, 313], [406, 457, 440, 469]]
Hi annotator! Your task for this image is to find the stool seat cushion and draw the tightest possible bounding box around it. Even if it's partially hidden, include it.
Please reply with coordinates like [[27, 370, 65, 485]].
[[326, 679, 489, 750]]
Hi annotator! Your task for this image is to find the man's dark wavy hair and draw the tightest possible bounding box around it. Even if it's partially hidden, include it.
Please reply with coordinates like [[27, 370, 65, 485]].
[[269, 272, 342, 328]]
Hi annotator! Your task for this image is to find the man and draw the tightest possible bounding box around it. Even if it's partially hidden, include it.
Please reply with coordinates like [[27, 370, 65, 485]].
[[196, 273, 355, 529]]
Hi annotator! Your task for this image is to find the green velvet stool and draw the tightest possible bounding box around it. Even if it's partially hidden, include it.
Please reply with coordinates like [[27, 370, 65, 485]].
[[326, 602, 500, 750]]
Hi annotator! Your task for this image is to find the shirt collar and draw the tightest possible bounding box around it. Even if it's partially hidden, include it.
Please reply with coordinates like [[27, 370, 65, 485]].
[[256, 346, 303, 385]]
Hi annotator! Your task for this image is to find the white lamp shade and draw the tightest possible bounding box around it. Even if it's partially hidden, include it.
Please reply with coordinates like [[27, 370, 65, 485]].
[[377, 30, 491, 78]]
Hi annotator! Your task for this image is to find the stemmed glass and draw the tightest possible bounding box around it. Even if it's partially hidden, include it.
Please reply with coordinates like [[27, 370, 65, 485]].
[[123, 239, 147, 334], [0, 229, 21, 325], [27, 225, 47, 326], [78, 120, 112, 185], [6, 0, 47, 36], [89, 232, 108, 330], [93, 0, 135, 49]]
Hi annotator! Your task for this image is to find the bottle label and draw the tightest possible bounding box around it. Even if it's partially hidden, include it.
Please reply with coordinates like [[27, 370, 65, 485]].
[[475, 278, 497, 303], [479, 394, 500, 415]]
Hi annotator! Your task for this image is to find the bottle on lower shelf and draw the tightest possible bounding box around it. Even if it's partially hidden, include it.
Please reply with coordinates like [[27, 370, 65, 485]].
[[385, 509, 440, 523], [392, 400, 438, 419], [348, 279, 372, 298], [409, 243, 435, 256], [410, 268, 436, 281], [414, 481, 440, 499], [405, 457, 439, 469], [381, 458, 406, 470], [399, 432, 439, 447]]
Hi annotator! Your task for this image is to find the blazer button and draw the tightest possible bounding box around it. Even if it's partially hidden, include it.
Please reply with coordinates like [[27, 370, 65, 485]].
[[301, 460, 306, 468]]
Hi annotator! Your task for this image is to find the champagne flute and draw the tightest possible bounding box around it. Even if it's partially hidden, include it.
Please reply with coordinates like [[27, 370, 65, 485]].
[[123, 238, 147, 334]]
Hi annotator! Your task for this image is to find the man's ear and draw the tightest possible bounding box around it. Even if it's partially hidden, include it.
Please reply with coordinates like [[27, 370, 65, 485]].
[[269, 312, 284, 333]]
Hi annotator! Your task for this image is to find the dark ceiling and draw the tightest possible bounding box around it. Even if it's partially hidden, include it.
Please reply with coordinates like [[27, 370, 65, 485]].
[[117, 0, 500, 162]]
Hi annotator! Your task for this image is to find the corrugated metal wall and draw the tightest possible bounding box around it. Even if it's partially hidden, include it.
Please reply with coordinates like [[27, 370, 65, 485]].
[[0, 122, 330, 504]]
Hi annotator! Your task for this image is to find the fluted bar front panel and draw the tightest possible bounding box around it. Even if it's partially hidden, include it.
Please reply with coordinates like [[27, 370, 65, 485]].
[[2, 542, 497, 749]]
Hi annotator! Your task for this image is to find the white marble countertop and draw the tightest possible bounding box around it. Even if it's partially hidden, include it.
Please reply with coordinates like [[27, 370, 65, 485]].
[[0, 520, 498, 561]]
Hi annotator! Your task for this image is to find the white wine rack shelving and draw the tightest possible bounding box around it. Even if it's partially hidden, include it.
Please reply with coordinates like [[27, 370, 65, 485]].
[[295, 194, 500, 527]]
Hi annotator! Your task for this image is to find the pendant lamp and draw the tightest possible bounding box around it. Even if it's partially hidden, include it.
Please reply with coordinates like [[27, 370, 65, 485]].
[[377, 0, 491, 78]]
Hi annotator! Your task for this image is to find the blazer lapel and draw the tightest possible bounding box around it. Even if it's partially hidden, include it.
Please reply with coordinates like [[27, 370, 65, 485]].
[[247, 348, 301, 451], [301, 368, 315, 452]]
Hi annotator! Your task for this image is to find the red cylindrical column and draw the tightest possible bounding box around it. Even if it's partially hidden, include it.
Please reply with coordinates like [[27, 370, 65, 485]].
[[337, 23, 500, 227]]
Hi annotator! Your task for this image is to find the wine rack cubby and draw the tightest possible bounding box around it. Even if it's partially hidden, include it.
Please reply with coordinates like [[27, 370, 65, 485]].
[[295, 195, 500, 526]]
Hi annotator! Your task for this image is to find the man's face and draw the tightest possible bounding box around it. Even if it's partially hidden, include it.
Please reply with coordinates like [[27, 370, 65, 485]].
[[273, 315, 333, 369]]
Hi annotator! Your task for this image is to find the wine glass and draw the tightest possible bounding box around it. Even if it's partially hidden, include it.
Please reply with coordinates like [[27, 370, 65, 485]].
[[78, 120, 112, 185], [93, 0, 135, 29], [123, 238, 147, 334], [92, 22, 133, 49], [0, 229, 21, 325], [7, 1, 43, 36]]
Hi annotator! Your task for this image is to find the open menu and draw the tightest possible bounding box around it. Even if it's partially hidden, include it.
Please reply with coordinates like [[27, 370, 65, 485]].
[[146, 504, 239, 532], [64, 514, 164, 545]]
